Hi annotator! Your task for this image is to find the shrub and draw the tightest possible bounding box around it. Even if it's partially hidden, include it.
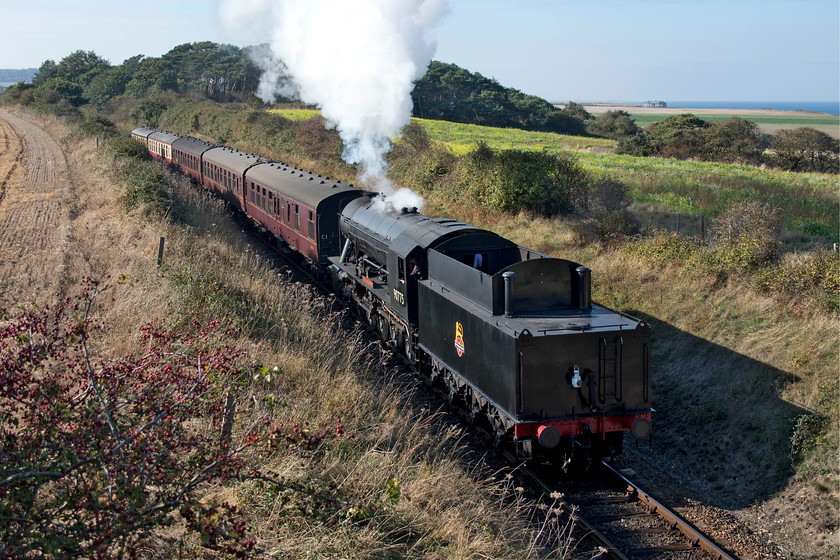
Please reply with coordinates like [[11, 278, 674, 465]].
[[772, 127, 839, 173], [752, 249, 840, 312], [106, 135, 151, 161], [0, 81, 35, 104], [710, 200, 781, 272], [458, 143, 585, 217], [0, 289, 261, 557], [587, 110, 639, 139], [79, 114, 118, 139], [572, 176, 639, 239], [117, 159, 172, 217], [793, 219, 840, 244], [32, 77, 85, 107]]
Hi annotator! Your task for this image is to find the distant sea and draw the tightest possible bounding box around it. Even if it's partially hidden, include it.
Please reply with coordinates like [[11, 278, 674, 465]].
[[624, 100, 839, 115]]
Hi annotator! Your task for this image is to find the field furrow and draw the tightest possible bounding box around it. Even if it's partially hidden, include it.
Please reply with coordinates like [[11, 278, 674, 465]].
[[0, 109, 71, 308]]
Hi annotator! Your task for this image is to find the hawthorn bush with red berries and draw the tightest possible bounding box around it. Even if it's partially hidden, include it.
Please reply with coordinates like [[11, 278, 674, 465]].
[[0, 283, 348, 558]]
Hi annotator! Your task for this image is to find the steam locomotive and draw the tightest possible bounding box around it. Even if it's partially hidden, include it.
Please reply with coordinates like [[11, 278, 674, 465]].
[[131, 126, 652, 466]]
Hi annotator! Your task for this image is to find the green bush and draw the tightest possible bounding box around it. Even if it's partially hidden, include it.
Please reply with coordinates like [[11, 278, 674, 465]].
[[458, 143, 585, 217], [117, 159, 172, 217], [79, 114, 118, 139], [107, 135, 151, 161], [0, 82, 35, 104], [587, 110, 639, 139]]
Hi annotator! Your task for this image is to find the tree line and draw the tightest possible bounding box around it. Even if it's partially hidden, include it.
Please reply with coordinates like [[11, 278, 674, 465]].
[[4, 43, 260, 112], [2, 44, 836, 173], [615, 113, 839, 173]]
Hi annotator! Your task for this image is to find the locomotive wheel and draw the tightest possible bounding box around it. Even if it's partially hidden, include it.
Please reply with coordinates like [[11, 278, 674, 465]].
[[377, 315, 387, 339], [466, 404, 480, 425], [492, 429, 504, 448], [404, 334, 416, 365], [389, 323, 400, 350]]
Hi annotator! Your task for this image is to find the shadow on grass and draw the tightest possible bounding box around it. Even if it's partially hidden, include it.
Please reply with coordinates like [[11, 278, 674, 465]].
[[624, 309, 808, 510]]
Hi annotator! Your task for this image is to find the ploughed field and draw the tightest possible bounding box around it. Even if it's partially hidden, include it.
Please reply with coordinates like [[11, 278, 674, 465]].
[[0, 109, 72, 308]]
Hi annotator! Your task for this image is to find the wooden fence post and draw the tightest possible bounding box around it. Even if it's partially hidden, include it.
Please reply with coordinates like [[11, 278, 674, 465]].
[[157, 237, 165, 267]]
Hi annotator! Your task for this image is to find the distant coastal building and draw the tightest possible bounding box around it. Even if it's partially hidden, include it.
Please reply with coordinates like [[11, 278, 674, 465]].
[[645, 100, 667, 108]]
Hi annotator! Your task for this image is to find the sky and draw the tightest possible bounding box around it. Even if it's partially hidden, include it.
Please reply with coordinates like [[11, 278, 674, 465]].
[[1, 0, 837, 103]]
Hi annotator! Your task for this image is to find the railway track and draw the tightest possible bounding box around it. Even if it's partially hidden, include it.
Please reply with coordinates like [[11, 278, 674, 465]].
[[511, 457, 747, 560]]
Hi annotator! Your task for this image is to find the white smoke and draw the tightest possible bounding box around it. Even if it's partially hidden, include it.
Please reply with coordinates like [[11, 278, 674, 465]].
[[220, 0, 447, 212]]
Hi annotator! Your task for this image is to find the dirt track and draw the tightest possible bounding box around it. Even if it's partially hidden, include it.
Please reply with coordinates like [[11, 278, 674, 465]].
[[0, 109, 72, 308]]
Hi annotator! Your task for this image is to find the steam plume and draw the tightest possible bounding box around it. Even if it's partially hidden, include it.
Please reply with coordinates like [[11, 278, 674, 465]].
[[220, 0, 446, 211]]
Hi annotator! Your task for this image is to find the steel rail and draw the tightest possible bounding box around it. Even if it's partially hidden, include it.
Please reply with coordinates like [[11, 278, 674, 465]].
[[600, 460, 742, 560], [500, 452, 630, 560]]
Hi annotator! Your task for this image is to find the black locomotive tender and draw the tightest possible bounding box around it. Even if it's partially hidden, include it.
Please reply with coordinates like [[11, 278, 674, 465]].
[[132, 127, 653, 465]]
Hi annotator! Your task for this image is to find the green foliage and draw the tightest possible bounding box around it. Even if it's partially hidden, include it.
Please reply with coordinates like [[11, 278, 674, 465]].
[[106, 135, 151, 160], [0, 81, 34, 104], [125, 57, 178, 97], [458, 143, 586, 216], [84, 66, 131, 108], [78, 114, 118, 139], [32, 77, 85, 107], [116, 158, 172, 217], [700, 117, 763, 164], [771, 127, 839, 173], [412, 61, 567, 133], [50, 50, 110, 87], [792, 219, 840, 244], [790, 413, 829, 465], [161, 42, 260, 100], [31, 59, 57, 86], [389, 124, 456, 192], [587, 110, 639, 139], [138, 97, 170, 127], [559, 101, 593, 122], [616, 130, 655, 156], [646, 113, 709, 159]]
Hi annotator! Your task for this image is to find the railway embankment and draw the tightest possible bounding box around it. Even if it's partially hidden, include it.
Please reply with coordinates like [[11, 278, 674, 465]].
[[1, 104, 835, 559]]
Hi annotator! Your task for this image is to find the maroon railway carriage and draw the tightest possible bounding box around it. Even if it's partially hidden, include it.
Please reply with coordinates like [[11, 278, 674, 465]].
[[130, 126, 157, 147], [201, 147, 267, 210], [171, 136, 218, 182], [146, 130, 181, 164], [244, 163, 366, 263]]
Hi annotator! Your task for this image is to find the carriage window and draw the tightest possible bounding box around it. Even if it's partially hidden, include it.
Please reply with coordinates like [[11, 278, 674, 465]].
[[294, 204, 300, 232], [307, 211, 315, 240]]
